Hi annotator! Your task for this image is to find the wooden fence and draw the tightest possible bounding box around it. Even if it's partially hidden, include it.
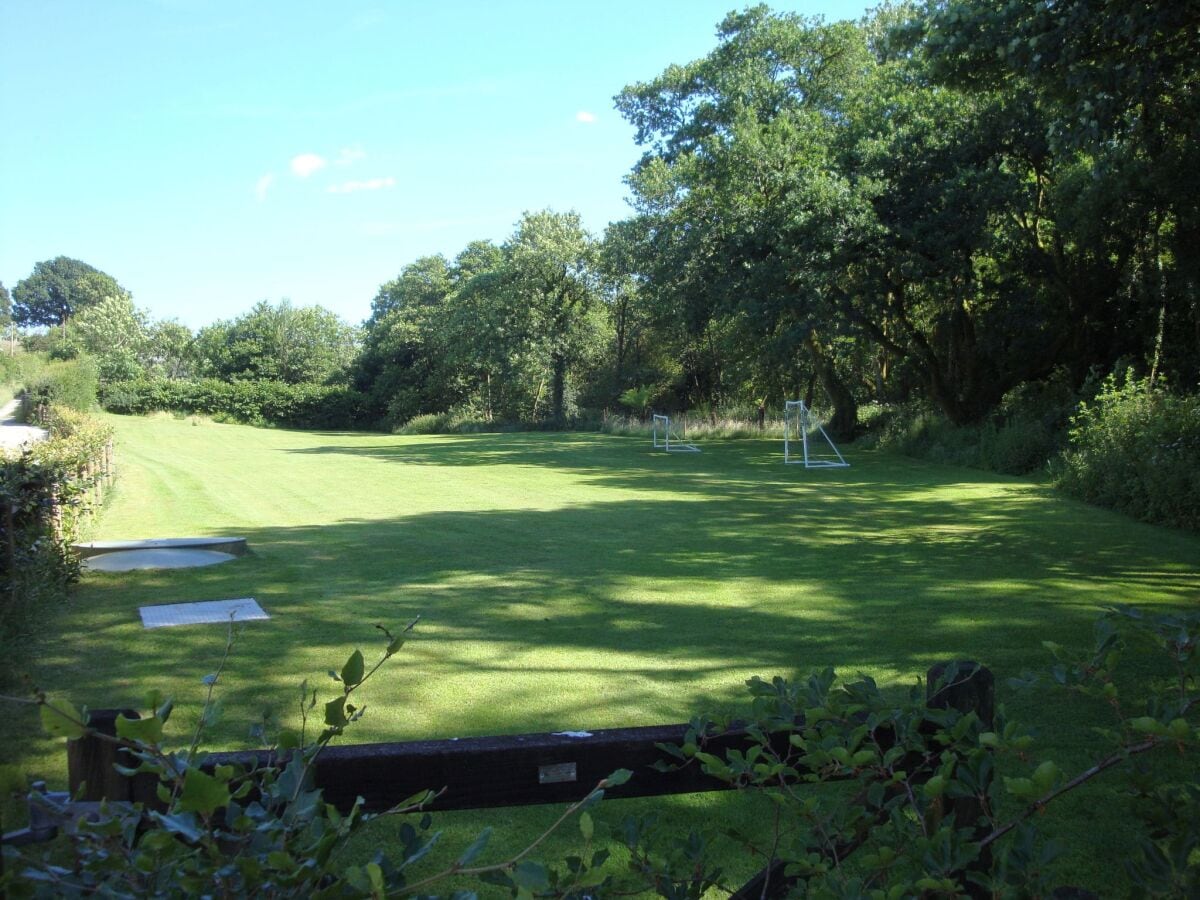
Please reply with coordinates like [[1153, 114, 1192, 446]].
[[57, 661, 995, 898], [12, 397, 115, 543]]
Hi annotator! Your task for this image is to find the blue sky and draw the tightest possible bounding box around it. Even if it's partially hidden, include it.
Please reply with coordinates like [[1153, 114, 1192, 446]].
[[1, 1, 872, 330]]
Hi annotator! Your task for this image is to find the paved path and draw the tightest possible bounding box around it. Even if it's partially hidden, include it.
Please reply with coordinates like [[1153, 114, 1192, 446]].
[[0, 398, 48, 452]]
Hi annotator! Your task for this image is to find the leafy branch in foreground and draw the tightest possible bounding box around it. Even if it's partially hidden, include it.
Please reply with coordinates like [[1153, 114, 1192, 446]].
[[644, 605, 1198, 898], [0, 617, 637, 898]]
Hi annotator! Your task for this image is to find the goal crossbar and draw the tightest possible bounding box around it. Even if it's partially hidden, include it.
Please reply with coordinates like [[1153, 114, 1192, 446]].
[[652, 414, 701, 453], [783, 400, 848, 468]]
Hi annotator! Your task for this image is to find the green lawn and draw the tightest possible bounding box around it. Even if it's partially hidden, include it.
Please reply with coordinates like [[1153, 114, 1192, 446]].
[[5, 413, 1198, 891]]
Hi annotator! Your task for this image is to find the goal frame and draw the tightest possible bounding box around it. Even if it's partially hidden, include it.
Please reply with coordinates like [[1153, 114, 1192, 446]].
[[652, 414, 701, 453], [783, 400, 849, 468]]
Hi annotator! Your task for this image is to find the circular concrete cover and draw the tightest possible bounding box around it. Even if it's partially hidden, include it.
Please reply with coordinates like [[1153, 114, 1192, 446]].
[[84, 549, 238, 572]]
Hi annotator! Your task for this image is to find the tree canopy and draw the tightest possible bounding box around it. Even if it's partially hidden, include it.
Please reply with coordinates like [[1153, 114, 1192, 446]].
[[12, 257, 127, 328], [194, 301, 360, 386]]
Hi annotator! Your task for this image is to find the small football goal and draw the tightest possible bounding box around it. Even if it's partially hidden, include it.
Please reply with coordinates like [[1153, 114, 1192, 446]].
[[783, 400, 849, 468], [652, 414, 701, 453]]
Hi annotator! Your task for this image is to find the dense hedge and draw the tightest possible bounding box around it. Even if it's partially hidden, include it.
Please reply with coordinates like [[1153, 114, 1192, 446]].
[[100, 378, 372, 430], [1, 405, 114, 679], [23, 356, 99, 414], [1057, 373, 1200, 531]]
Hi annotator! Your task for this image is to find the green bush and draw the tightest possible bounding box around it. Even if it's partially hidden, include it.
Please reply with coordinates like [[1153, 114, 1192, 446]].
[[99, 378, 370, 430], [396, 411, 456, 434], [872, 376, 1076, 476], [23, 357, 99, 414], [1057, 371, 1200, 530], [1, 404, 113, 683]]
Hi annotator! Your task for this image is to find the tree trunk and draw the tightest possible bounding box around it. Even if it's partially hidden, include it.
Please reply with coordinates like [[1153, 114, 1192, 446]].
[[806, 335, 857, 441], [551, 353, 566, 423]]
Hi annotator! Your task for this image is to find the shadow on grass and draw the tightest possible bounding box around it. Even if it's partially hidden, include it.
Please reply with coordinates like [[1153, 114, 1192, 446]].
[[50, 434, 1199, 743], [2, 431, 1188, 897]]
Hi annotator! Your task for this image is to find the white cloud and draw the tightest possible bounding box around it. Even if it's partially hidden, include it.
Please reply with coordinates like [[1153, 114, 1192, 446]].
[[290, 153, 327, 178], [327, 176, 396, 194], [254, 172, 275, 201], [575, 110, 597, 123], [335, 146, 367, 166]]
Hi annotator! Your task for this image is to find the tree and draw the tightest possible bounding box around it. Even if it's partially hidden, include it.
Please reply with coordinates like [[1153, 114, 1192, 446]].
[[194, 301, 359, 385], [920, 0, 1200, 387], [367, 254, 452, 324], [504, 210, 602, 423], [12, 257, 126, 328], [614, 4, 1166, 431], [67, 294, 151, 381], [143, 320, 195, 380], [615, 9, 873, 434], [0, 281, 11, 328], [355, 255, 463, 424]]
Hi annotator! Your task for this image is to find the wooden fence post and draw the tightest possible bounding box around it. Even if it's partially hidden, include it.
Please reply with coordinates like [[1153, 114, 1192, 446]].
[[67, 709, 139, 802], [926, 661, 995, 899], [925, 660, 994, 728], [48, 482, 63, 542]]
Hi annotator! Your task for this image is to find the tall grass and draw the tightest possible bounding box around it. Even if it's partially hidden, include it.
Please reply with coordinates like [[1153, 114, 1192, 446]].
[[598, 409, 833, 440]]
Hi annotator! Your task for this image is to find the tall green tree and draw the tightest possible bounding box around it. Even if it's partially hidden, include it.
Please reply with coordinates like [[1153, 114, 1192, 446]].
[[504, 210, 602, 423], [616, 8, 875, 433], [195, 301, 359, 385], [920, 0, 1200, 386], [65, 293, 151, 381], [12, 257, 126, 328], [615, 3, 1158, 429], [355, 254, 461, 423]]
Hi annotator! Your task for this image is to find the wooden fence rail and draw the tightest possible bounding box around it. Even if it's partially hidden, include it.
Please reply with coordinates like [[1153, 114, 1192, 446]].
[[47, 662, 995, 897]]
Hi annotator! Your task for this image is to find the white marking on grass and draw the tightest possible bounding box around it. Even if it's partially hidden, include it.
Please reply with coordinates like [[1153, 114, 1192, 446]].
[[139, 598, 269, 629]]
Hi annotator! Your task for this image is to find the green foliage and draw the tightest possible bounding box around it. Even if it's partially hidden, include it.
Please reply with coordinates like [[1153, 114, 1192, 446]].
[[99, 377, 369, 430], [58, 294, 151, 383], [643, 606, 1199, 896], [193, 300, 360, 387], [617, 385, 656, 419], [23, 357, 99, 414], [2, 622, 638, 898], [0, 405, 113, 682], [871, 374, 1078, 475], [1057, 371, 1200, 530], [11, 258, 126, 329], [355, 213, 607, 431]]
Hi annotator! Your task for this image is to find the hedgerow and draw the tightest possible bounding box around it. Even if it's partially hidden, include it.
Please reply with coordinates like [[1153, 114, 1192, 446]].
[[22, 357, 99, 415], [100, 378, 371, 430], [1, 405, 114, 681]]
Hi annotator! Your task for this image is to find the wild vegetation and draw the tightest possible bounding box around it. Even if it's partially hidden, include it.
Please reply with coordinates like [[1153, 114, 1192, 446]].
[[0, 379, 114, 676]]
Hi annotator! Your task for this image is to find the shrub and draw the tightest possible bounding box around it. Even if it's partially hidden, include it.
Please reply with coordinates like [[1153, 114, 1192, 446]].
[[1057, 371, 1200, 530], [0, 404, 113, 683], [643, 605, 1200, 896], [396, 411, 455, 434], [23, 357, 99, 414], [99, 378, 371, 431], [873, 376, 1077, 476]]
